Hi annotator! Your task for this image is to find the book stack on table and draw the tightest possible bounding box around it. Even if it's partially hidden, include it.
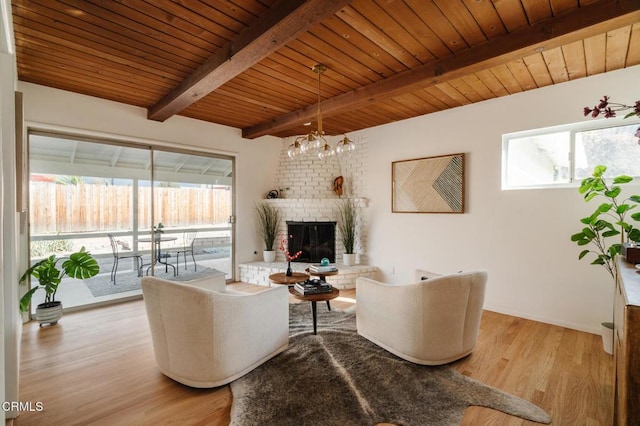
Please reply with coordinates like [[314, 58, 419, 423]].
[[294, 280, 334, 296], [309, 264, 338, 273]]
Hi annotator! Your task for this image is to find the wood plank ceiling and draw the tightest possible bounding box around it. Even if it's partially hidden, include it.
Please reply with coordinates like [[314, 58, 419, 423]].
[[12, 0, 640, 140]]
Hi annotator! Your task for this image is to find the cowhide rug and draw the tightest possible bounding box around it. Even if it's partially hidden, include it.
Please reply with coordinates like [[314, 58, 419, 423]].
[[230, 303, 551, 425]]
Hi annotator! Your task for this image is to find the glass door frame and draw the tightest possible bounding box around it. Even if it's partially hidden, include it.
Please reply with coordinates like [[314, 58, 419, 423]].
[[25, 128, 236, 314]]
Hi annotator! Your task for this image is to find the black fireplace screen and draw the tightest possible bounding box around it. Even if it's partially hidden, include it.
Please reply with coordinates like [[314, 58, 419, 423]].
[[287, 221, 336, 263]]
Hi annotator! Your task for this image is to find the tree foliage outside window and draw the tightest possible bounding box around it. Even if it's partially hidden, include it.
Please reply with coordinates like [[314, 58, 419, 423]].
[[503, 122, 640, 189], [575, 125, 640, 179]]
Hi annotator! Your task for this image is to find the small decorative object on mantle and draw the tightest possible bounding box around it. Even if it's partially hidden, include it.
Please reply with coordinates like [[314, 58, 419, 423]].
[[392, 153, 465, 214], [333, 176, 344, 196], [583, 96, 640, 144], [280, 234, 302, 276]]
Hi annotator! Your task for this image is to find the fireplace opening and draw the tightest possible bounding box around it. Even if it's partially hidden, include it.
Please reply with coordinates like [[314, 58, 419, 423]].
[[287, 221, 336, 263]]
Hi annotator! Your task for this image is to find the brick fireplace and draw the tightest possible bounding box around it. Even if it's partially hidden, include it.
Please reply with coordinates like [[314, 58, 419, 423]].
[[238, 134, 376, 288], [286, 221, 336, 263], [263, 197, 367, 263]]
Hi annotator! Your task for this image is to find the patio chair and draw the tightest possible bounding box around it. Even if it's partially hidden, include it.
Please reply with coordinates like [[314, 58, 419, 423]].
[[108, 233, 143, 285], [174, 230, 197, 274]]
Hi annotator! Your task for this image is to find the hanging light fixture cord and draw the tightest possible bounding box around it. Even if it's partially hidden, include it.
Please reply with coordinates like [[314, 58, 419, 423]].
[[313, 64, 326, 137], [287, 63, 355, 160]]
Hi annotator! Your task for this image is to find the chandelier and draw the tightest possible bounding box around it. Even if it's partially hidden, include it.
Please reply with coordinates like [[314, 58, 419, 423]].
[[287, 64, 356, 159]]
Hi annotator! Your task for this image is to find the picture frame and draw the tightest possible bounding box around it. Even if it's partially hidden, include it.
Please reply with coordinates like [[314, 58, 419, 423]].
[[392, 153, 465, 213]]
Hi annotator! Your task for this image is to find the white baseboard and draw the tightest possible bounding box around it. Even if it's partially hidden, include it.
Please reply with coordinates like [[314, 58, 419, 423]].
[[483, 304, 601, 335]]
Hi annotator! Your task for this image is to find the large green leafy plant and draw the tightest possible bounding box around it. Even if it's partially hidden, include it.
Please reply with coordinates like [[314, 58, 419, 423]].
[[19, 247, 99, 312], [571, 165, 640, 278]]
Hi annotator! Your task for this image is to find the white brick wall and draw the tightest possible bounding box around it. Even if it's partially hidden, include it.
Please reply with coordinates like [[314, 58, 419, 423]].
[[274, 134, 368, 200], [243, 133, 371, 282], [262, 133, 369, 262]]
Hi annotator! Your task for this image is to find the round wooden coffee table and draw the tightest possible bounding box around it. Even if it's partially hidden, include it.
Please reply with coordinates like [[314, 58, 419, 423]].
[[289, 287, 340, 335], [305, 268, 339, 281], [268, 272, 308, 286]]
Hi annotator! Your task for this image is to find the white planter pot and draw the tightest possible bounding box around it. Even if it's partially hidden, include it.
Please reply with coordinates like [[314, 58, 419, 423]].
[[35, 301, 63, 326], [263, 250, 276, 263], [343, 253, 356, 266]]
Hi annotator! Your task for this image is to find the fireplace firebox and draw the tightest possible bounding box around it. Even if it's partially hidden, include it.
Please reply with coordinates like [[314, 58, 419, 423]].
[[287, 221, 336, 263]]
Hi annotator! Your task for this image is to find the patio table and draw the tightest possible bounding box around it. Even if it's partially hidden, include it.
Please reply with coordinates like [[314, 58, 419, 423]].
[[140, 235, 177, 276]]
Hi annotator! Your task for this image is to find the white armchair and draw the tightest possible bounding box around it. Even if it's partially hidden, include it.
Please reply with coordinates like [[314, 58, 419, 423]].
[[141, 274, 289, 388], [356, 270, 487, 365]]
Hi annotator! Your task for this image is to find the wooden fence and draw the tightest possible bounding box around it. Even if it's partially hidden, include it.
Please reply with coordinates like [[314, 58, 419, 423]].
[[30, 182, 232, 234]]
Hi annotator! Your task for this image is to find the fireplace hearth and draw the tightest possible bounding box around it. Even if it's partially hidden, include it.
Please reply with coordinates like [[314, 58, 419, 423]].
[[287, 221, 336, 263]]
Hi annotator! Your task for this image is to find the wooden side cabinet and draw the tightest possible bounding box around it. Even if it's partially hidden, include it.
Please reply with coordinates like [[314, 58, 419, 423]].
[[613, 257, 640, 425]]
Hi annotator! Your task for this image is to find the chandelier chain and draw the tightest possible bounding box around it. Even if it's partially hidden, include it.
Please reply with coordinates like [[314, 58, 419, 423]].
[[286, 63, 355, 160]]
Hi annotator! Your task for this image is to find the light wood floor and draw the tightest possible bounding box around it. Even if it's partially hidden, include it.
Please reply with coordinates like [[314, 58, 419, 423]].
[[10, 283, 613, 426]]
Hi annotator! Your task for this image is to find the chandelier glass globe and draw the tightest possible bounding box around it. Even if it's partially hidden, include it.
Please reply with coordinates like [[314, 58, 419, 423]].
[[317, 142, 336, 160], [335, 136, 356, 155], [287, 140, 302, 159]]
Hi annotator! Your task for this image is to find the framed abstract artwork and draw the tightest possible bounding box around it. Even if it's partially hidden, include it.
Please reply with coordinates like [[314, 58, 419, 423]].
[[392, 153, 465, 213]]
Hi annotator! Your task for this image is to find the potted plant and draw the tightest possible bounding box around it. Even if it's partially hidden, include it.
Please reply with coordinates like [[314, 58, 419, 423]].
[[571, 165, 640, 353], [336, 198, 358, 266], [19, 247, 100, 326], [571, 165, 640, 276], [255, 202, 281, 262], [153, 222, 164, 236]]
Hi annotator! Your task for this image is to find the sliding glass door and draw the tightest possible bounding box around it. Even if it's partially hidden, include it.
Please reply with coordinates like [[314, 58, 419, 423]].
[[144, 149, 233, 280], [26, 131, 234, 313]]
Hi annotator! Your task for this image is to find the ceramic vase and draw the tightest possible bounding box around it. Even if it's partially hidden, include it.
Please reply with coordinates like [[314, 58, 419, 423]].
[[263, 250, 276, 263], [35, 301, 63, 326], [343, 253, 356, 266]]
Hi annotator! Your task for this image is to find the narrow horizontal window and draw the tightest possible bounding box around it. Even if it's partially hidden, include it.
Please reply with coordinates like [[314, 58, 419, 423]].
[[503, 122, 640, 189]]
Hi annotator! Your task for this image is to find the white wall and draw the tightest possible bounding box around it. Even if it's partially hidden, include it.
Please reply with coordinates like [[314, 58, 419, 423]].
[[360, 64, 640, 334], [17, 81, 282, 272]]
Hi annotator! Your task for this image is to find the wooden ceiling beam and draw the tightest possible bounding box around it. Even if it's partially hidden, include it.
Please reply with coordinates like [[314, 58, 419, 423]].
[[147, 0, 353, 122], [243, 0, 640, 139]]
